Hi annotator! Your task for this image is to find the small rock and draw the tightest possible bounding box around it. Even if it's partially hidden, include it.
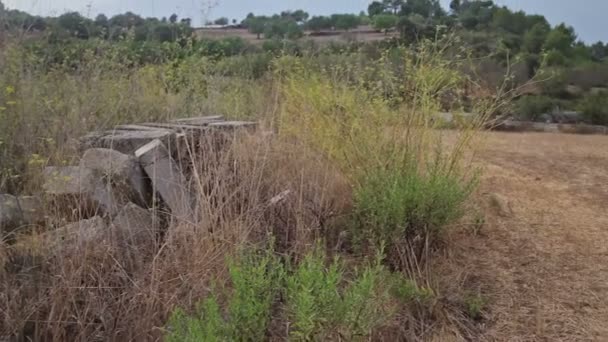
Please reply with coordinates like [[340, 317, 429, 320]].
[[18, 196, 45, 226], [51, 216, 107, 250], [111, 202, 158, 249], [0, 195, 45, 236], [488, 193, 513, 217], [43, 166, 119, 217], [0, 194, 23, 234]]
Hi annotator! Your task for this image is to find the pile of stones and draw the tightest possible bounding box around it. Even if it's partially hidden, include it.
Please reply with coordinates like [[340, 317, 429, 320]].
[[1, 116, 256, 245]]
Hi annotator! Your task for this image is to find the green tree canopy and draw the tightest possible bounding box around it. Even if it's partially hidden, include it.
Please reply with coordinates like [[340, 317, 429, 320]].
[[332, 14, 360, 31], [372, 14, 398, 34]]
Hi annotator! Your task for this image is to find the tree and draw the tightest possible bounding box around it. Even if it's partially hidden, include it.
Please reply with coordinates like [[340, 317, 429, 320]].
[[544, 23, 576, 54], [286, 21, 303, 39], [291, 9, 309, 23], [247, 17, 266, 39], [523, 22, 550, 54], [383, 0, 404, 14], [590, 42, 607, 62], [372, 14, 398, 34], [449, 0, 461, 13], [95, 13, 108, 27], [400, 0, 446, 18], [332, 14, 359, 31], [57, 12, 90, 39], [306, 16, 332, 32], [368, 1, 387, 17], [169, 13, 178, 24], [214, 17, 229, 25], [181, 18, 192, 27]]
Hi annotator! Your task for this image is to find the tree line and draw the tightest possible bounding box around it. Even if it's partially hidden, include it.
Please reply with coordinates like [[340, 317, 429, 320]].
[[0, 3, 193, 43]]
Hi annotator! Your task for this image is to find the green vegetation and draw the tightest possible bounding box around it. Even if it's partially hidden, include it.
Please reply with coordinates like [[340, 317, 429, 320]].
[[579, 91, 608, 126], [167, 247, 428, 341]]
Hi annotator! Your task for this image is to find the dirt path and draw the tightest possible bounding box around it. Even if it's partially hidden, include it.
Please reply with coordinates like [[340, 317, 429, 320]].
[[445, 132, 608, 341]]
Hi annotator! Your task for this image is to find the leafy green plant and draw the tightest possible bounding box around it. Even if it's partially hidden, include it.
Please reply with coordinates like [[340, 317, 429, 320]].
[[166, 250, 284, 341], [578, 91, 608, 125], [286, 247, 396, 341], [514, 95, 554, 121], [464, 294, 487, 321]]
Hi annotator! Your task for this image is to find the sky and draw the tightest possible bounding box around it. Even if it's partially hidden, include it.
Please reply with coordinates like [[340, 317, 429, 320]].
[[4, 0, 608, 43]]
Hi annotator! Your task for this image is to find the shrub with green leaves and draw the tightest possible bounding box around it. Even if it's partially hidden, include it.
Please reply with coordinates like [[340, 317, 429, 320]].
[[167, 247, 415, 341], [166, 250, 284, 341], [578, 91, 608, 125], [514, 95, 554, 121], [354, 166, 477, 248]]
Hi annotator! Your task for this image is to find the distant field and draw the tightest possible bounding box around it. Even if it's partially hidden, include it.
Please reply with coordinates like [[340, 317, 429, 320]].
[[194, 25, 398, 45]]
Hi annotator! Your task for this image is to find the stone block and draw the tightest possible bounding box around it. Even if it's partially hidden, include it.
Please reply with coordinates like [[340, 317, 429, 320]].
[[135, 139, 194, 223], [173, 115, 224, 126], [80, 129, 175, 155], [111, 202, 158, 249], [208, 121, 257, 131], [54, 216, 107, 248], [81, 148, 151, 207], [43, 166, 119, 217], [1, 194, 22, 234]]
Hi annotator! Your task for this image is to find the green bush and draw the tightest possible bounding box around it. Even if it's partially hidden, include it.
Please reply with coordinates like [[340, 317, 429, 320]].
[[514, 95, 554, 121], [354, 166, 476, 252], [285, 248, 397, 341], [579, 91, 608, 125], [167, 247, 409, 341], [166, 250, 284, 341]]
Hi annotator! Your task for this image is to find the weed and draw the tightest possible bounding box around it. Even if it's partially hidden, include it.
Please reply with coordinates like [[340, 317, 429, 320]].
[[464, 294, 487, 321]]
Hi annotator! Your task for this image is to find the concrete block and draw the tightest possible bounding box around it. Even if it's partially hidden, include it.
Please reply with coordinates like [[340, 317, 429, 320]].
[[111, 202, 158, 249], [43, 166, 119, 217], [81, 148, 151, 207], [18, 196, 45, 227], [54, 216, 107, 248], [135, 139, 194, 222], [80, 129, 175, 155], [173, 115, 224, 126], [1, 195, 46, 236], [208, 121, 257, 131], [1, 194, 22, 234]]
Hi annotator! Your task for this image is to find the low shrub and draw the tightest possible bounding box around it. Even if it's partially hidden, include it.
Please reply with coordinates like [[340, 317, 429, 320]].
[[578, 91, 608, 125], [514, 95, 554, 121], [166, 249, 284, 341], [167, 247, 412, 341]]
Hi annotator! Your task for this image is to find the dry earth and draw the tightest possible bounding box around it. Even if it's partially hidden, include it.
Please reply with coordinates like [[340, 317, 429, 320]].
[[194, 26, 398, 45], [441, 132, 608, 341]]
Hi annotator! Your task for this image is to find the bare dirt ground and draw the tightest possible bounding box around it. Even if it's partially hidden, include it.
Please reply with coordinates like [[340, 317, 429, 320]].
[[194, 26, 397, 45], [441, 132, 608, 341]]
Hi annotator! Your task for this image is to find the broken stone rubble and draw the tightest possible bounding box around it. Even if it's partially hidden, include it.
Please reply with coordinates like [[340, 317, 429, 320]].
[[5, 116, 256, 260]]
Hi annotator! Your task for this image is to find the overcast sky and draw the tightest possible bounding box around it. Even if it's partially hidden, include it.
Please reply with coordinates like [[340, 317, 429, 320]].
[[4, 0, 607, 43]]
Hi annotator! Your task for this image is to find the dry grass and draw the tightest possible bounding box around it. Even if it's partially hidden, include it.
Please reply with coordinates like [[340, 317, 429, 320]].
[[436, 131, 608, 341]]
